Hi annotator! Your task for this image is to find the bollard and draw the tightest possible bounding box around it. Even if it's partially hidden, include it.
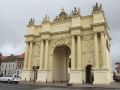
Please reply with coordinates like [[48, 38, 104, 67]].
[[60, 79, 62, 84], [46, 79, 47, 83], [30, 78, 31, 82], [25, 78, 26, 82], [53, 80, 55, 83], [82, 80, 84, 85]]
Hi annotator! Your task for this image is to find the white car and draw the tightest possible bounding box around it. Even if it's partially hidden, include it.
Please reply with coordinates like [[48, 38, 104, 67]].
[[0, 75, 21, 84]]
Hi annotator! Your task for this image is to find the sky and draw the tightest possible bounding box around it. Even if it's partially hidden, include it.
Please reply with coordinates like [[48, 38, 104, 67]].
[[0, 0, 120, 69]]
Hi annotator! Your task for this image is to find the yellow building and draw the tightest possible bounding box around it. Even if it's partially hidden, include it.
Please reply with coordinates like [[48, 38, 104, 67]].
[[22, 3, 112, 84]]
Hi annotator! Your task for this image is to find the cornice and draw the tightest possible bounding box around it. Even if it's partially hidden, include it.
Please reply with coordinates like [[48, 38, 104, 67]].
[[50, 30, 70, 35], [24, 34, 36, 37], [39, 31, 50, 35], [69, 26, 81, 30]]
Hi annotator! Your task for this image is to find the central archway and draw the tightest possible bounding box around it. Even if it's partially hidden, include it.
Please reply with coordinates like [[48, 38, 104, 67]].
[[52, 45, 71, 82]]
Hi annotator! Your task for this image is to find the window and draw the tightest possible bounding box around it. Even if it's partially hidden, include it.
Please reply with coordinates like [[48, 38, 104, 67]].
[[1, 65, 4, 68], [13, 64, 14, 68], [9, 64, 11, 68]]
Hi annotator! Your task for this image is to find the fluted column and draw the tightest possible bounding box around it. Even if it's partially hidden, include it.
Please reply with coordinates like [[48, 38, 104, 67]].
[[39, 40, 44, 69], [101, 32, 106, 68], [28, 41, 33, 70], [44, 39, 49, 69], [71, 35, 75, 70], [23, 42, 29, 70], [94, 32, 99, 69], [77, 35, 82, 69]]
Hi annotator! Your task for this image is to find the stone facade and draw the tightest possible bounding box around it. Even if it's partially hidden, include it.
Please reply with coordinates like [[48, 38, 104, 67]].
[[1, 53, 24, 77], [22, 3, 112, 84]]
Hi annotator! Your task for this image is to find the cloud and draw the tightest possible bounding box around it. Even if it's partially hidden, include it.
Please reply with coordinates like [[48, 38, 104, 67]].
[[0, 0, 120, 69]]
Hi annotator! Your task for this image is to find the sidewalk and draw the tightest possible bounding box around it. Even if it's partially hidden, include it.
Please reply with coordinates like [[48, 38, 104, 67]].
[[20, 81, 120, 89]]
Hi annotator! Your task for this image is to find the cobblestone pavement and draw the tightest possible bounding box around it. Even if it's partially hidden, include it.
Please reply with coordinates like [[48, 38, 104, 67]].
[[0, 82, 120, 90]]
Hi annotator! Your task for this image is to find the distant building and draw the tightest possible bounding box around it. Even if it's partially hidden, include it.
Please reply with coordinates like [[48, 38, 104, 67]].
[[1, 53, 24, 77], [115, 62, 120, 75], [0, 53, 2, 67]]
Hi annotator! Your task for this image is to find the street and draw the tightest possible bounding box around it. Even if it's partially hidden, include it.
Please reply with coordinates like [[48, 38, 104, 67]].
[[0, 82, 120, 90], [0, 83, 39, 90]]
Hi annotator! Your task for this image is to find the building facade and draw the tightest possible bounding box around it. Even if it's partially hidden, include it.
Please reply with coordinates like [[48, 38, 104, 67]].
[[1, 53, 24, 77], [22, 3, 112, 84], [115, 62, 120, 76]]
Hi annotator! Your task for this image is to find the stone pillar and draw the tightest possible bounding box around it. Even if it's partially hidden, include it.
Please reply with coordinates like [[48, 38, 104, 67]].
[[23, 42, 29, 70], [39, 40, 44, 69], [71, 35, 75, 70], [77, 35, 81, 69], [101, 32, 106, 68], [44, 39, 49, 69], [94, 32, 99, 69], [28, 41, 33, 70]]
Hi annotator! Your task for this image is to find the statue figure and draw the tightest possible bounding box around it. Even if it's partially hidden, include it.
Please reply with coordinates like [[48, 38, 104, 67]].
[[28, 18, 35, 26], [71, 7, 80, 16], [42, 14, 50, 23], [93, 3, 102, 11]]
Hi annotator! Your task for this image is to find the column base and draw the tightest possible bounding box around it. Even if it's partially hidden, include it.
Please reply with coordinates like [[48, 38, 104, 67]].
[[21, 69, 34, 81], [93, 69, 112, 84], [36, 70, 52, 82], [69, 70, 83, 84]]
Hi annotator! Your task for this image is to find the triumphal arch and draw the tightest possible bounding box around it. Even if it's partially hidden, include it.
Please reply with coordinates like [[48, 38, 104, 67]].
[[22, 3, 112, 84]]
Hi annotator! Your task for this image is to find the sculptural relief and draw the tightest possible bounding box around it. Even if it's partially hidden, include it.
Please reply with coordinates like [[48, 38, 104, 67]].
[[33, 43, 40, 57], [82, 35, 93, 40], [50, 37, 71, 49]]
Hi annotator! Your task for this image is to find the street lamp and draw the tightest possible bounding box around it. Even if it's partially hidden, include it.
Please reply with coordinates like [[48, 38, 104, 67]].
[[32, 66, 39, 83]]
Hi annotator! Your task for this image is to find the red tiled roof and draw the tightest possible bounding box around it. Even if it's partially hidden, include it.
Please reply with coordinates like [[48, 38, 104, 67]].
[[17, 53, 25, 59], [1, 53, 24, 62], [1, 56, 8, 61]]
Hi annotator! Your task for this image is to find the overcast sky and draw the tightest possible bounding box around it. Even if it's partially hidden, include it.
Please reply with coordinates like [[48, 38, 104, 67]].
[[0, 0, 120, 69]]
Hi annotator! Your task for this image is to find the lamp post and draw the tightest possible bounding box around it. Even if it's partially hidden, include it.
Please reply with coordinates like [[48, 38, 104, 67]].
[[32, 66, 39, 83]]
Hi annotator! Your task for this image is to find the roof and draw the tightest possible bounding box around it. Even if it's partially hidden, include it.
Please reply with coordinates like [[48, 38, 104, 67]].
[[17, 53, 25, 59], [1, 53, 24, 62], [116, 62, 120, 64], [115, 63, 120, 69]]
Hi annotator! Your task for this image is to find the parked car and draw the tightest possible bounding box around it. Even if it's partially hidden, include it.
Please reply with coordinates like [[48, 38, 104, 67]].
[[0, 75, 21, 84]]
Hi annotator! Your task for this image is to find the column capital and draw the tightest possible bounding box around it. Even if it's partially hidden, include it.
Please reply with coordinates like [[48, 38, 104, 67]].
[[93, 31, 99, 34], [100, 31, 105, 35], [25, 41, 29, 44], [77, 34, 82, 37], [45, 38, 50, 41]]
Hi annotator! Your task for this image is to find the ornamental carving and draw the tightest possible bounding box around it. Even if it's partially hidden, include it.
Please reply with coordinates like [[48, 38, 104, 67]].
[[53, 8, 71, 22], [82, 35, 93, 40], [33, 43, 40, 57], [50, 37, 71, 49], [82, 40, 94, 52], [83, 51, 95, 67]]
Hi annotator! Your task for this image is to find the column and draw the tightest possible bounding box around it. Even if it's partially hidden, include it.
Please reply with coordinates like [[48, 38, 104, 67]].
[[101, 32, 106, 68], [71, 35, 75, 70], [77, 35, 82, 69], [44, 39, 49, 69], [94, 32, 99, 69], [28, 41, 33, 70], [39, 40, 44, 69], [23, 42, 29, 70]]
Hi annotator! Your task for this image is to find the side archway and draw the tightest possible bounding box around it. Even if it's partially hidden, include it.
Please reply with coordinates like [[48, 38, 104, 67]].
[[86, 65, 94, 84]]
